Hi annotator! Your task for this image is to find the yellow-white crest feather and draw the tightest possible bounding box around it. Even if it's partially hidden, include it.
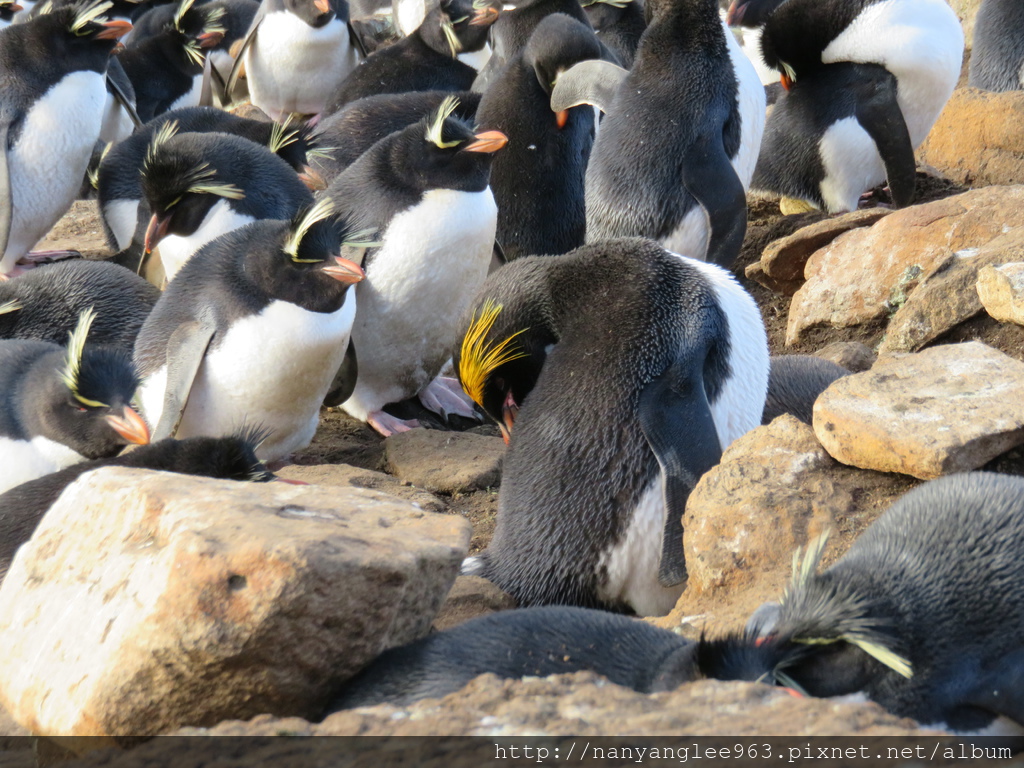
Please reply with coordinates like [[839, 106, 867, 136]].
[[268, 115, 300, 155], [439, 13, 463, 56], [425, 95, 462, 148], [458, 300, 528, 407], [285, 197, 336, 261], [60, 307, 108, 408], [145, 120, 181, 168], [0, 299, 22, 315], [70, 0, 112, 33]]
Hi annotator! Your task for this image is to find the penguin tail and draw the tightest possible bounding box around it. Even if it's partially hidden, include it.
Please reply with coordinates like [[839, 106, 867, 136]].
[[460, 552, 491, 577]]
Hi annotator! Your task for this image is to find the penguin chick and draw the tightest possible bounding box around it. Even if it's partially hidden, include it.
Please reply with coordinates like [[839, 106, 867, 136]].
[[0, 260, 159, 350], [761, 354, 849, 425], [326, 96, 505, 436], [323, 0, 498, 113], [454, 238, 769, 616], [134, 199, 366, 462], [139, 125, 313, 282], [582, 0, 644, 69], [0, 431, 275, 585], [0, 0, 132, 276], [474, 13, 601, 261], [969, 0, 1024, 93], [0, 308, 150, 495]]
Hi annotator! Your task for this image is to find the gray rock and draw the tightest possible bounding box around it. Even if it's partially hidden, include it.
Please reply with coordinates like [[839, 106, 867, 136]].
[[385, 430, 504, 494]]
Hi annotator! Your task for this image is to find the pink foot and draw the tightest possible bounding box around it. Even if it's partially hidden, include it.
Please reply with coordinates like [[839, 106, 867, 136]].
[[19, 249, 81, 265], [367, 410, 420, 437]]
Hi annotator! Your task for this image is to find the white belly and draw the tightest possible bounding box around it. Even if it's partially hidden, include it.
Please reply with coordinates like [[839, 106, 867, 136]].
[[168, 74, 204, 113], [660, 206, 709, 261], [2, 71, 106, 273], [723, 17, 766, 190], [818, 116, 887, 213], [0, 436, 85, 494], [99, 91, 135, 144], [458, 44, 492, 72], [245, 12, 358, 117], [158, 201, 255, 282], [342, 188, 497, 420], [103, 198, 140, 252], [822, 0, 964, 147]]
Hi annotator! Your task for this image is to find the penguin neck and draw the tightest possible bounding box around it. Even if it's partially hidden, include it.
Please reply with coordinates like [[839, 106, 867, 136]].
[[645, 0, 718, 31], [18, 353, 67, 440]]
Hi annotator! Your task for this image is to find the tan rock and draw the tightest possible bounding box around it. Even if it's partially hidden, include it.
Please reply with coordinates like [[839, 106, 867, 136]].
[[431, 575, 516, 631], [978, 262, 1024, 326], [0, 467, 471, 737], [815, 341, 876, 372], [813, 342, 1024, 479], [385, 430, 503, 493], [948, 0, 982, 48], [787, 186, 1024, 345], [879, 228, 1024, 354], [918, 88, 1024, 187], [276, 462, 445, 513]]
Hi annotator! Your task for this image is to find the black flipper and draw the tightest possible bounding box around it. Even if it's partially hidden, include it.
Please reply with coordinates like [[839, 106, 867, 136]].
[[106, 71, 143, 131], [224, 3, 267, 104], [549, 59, 628, 114], [348, 21, 369, 59], [322, 338, 358, 407], [637, 362, 722, 588], [153, 320, 216, 441], [962, 649, 1024, 727], [489, 238, 506, 272], [199, 55, 215, 108], [854, 68, 916, 209], [679, 132, 747, 269], [0, 121, 11, 264]]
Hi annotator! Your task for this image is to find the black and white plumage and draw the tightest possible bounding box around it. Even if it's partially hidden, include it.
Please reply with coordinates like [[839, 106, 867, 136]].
[[134, 199, 365, 462], [0, 1, 131, 276], [0, 260, 158, 349], [455, 238, 769, 616], [0, 308, 150, 494], [969, 0, 1024, 93]]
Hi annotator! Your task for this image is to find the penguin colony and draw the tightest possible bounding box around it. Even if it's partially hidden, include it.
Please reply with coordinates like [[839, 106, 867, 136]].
[[0, 0, 1018, 737]]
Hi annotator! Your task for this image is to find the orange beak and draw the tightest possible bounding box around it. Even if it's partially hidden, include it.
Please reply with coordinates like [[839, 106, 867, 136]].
[[144, 213, 171, 255], [314, 0, 330, 14], [7, 3, 23, 11], [780, 72, 793, 91], [321, 255, 365, 285], [499, 390, 517, 445], [555, 109, 569, 129], [464, 130, 508, 154], [298, 165, 327, 191], [96, 19, 133, 40], [469, 5, 499, 25], [105, 406, 151, 445], [197, 30, 225, 48]]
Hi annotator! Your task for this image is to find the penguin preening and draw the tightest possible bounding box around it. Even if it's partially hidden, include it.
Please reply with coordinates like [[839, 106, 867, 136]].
[[0, 0, 132, 277], [134, 199, 366, 462], [324, 97, 505, 436], [0, 308, 150, 495], [969, 0, 1024, 93], [556, 0, 765, 268], [761, 354, 850, 425], [0, 260, 159, 350], [456, 238, 769, 616]]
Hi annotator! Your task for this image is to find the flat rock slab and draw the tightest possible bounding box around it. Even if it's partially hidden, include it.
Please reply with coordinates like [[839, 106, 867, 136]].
[[978, 261, 1024, 326], [0, 467, 471, 737], [813, 342, 1024, 479], [431, 575, 516, 631], [385, 430, 504, 494], [276, 462, 445, 513], [815, 341, 876, 372]]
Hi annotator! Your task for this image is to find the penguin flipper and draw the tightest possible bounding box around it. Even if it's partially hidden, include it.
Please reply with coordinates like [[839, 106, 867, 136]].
[[153, 320, 216, 441], [549, 60, 628, 114], [224, 6, 266, 104], [854, 70, 916, 209], [637, 363, 722, 588], [489, 239, 507, 272], [962, 649, 1024, 727], [105, 71, 143, 131], [679, 134, 746, 268], [348, 21, 370, 60], [0, 121, 10, 263], [323, 337, 358, 407]]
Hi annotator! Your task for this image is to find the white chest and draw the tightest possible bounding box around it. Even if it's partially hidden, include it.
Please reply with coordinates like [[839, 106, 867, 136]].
[[159, 201, 254, 282], [722, 17, 766, 190], [102, 198, 141, 253], [168, 73, 204, 113], [818, 116, 887, 213], [0, 436, 85, 494]]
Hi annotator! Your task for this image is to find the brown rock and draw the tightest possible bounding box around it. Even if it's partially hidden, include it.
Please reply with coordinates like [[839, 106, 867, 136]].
[[744, 259, 801, 295], [0, 468, 471, 737], [813, 342, 1024, 479], [787, 186, 1024, 345], [978, 261, 1024, 326], [385, 430, 503, 493], [276, 462, 445, 513], [815, 341, 876, 372], [918, 88, 1024, 187], [949, 0, 982, 48], [879, 227, 1024, 354], [431, 575, 516, 631]]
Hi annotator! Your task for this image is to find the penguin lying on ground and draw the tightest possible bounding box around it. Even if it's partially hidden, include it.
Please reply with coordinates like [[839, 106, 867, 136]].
[[0, 431, 286, 585], [0, 0, 132, 277], [0, 308, 150, 495], [456, 238, 769, 616], [761, 354, 850, 425], [0, 261, 159, 350], [969, 0, 1024, 93], [134, 199, 366, 462], [325, 97, 505, 436]]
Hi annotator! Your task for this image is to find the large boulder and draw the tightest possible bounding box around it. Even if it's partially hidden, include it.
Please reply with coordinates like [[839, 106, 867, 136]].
[[385, 430, 504, 494], [978, 262, 1024, 326]]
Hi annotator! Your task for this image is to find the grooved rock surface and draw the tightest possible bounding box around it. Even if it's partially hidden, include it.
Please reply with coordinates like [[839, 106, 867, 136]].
[[276, 462, 445, 513], [0, 468, 471, 737], [385, 430, 504, 493], [787, 186, 1024, 345], [813, 342, 1024, 479], [978, 261, 1024, 326]]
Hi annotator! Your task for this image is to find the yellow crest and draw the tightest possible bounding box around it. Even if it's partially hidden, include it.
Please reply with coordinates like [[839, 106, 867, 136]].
[[425, 95, 462, 148], [0, 299, 22, 315], [60, 307, 109, 408], [458, 300, 528, 407]]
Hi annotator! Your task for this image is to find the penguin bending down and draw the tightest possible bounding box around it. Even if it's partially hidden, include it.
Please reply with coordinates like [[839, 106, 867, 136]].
[[325, 97, 506, 436], [138, 126, 313, 282], [455, 238, 769, 616], [761, 354, 849, 425], [969, 0, 1024, 93], [0, 309, 150, 495], [0, 260, 159, 350], [134, 199, 366, 462], [0, 1, 132, 277], [0, 432, 279, 586], [557, 0, 765, 267], [582, 0, 645, 69]]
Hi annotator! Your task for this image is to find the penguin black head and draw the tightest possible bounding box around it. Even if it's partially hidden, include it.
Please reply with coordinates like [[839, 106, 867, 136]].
[[285, 0, 339, 28], [140, 122, 247, 255], [421, 0, 500, 56], [387, 96, 508, 195], [23, 0, 133, 71], [524, 13, 603, 126], [0, 0, 24, 22], [37, 308, 150, 459], [268, 116, 331, 190], [157, 0, 226, 70]]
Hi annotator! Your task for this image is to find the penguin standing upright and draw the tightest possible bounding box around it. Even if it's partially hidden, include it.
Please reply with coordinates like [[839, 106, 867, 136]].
[[560, 0, 765, 267], [0, 309, 150, 494], [582, 0, 644, 68], [134, 199, 366, 462], [323, 97, 506, 436], [474, 13, 602, 260], [455, 238, 769, 616], [969, 0, 1024, 93], [0, 1, 132, 277], [226, 0, 361, 120]]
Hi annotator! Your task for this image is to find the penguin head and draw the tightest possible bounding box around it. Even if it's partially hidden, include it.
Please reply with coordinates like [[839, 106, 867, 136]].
[[0, 0, 24, 22], [158, 0, 226, 71], [0, 299, 22, 337], [268, 115, 331, 190], [284, 0, 340, 28], [38, 308, 150, 459], [725, 0, 784, 28], [25, 1, 133, 71], [388, 96, 507, 195], [139, 429, 278, 482], [421, 0, 500, 57], [524, 13, 603, 127], [140, 123, 246, 255]]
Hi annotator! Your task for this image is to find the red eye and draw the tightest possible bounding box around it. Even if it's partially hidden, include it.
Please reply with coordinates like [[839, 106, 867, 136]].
[[76, 406, 87, 412]]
